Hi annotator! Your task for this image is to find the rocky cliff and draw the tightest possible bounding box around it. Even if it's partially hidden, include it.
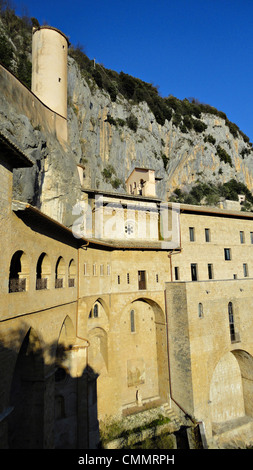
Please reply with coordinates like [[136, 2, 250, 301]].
[[1, 9, 253, 227], [67, 54, 253, 202]]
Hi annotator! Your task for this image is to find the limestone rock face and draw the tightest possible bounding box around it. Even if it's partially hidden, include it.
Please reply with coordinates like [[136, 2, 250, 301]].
[[1, 51, 253, 228], [66, 57, 253, 202]]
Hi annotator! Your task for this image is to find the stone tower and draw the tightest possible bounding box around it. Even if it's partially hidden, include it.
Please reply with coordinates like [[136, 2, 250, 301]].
[[31, 26, 69, 119]]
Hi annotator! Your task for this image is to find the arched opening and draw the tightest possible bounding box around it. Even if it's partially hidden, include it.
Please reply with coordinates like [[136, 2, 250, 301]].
[[8, 328, 44, 448], [55, 256, 65, 289], [68, 259, 76, 287], [119, 297, 168, 411], [54, 316, 78, 449], [210, 350, 253, 435], [87, 299, 109, 445], [9, 250, 29, 292], [36, 253, 51, 290]]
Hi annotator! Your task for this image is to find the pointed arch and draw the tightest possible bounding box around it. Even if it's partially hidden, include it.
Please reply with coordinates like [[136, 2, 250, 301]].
[[8, 328, 44, 448]]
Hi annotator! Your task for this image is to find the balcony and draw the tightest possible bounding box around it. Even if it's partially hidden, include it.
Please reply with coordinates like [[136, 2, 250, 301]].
[[68, 278, 75, 287], [55, 278, 63, 289], [9, 278, 26, 293], [36, 278, 47, 290]]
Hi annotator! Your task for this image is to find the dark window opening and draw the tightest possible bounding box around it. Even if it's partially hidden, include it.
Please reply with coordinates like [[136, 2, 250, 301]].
[[191, 263, 198, 281], [138, 270, 146, 290]]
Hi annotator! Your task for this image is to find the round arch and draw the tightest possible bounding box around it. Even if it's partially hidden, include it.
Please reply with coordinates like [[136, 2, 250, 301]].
[[9, 250, 29, 292], [119, 296, 168, 409], [209, 349, 253, 427]]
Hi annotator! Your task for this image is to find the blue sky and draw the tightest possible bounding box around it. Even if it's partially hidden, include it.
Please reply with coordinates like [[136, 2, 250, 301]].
[[13, 0, 253, 142]]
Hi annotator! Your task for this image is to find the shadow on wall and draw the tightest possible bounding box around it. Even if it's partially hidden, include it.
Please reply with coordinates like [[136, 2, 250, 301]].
[[0, 325, 99, 449]]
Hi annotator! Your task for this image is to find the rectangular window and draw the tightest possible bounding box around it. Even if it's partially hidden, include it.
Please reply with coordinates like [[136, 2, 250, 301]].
[[93, 264, 97, 276], [118, 275, 120, 284], [100, 264, 104, 276], [240, 231, 245, 244], [130, 310, 135, 333], [243, 263, 248, 277], [205, 228, 210, 242], [84, 263, 87, 275], [208, 263, 213, 279], [191, 263, 198, 281], [107, 264, 111, 275], [174, 266, 179, 281], [127, 273, 130, 284], [156, 274, 159, 283], [251, 232, 253, 244], [138, 270, 146, 290], [224, 248, 231, 260], [189, 227, 195, 242]]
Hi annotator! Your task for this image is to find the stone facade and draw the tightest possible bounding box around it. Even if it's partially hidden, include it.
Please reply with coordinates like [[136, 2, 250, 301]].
[[2, 24, 253, 450]]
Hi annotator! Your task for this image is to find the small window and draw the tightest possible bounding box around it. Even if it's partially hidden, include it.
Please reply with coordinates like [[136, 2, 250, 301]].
[[118, 275, 120, 284], [240, 231, 245, 244], [156, 274, 159, 283], [130, 309, 135, 332], [107, 264, 111, 276], [127, 273, 130, 284], [205, 228, 210, 242], [84, 263, 87, 275], [93, 264, 97, 276], [198, 303, 203, 318], [208, 263, 213, 280], [100, 264, 104, 276], [93, 304, 98, 318], [250, 232, 253, 244], [191, 263, 198, 281], [243, 263, 248, 277], [174, 266, 179, 281], [224, 248, 231, 260], [189, 227, 195, 242]]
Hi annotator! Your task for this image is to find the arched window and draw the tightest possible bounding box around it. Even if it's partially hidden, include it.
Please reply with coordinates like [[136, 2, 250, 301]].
[[89, 302, 99, 318], [68, 259, 76, 287], [36, 253, 50, 290], [93, 304, 98, 318], [228, 302, 235, 342], [55, 257, 65, 288], [198, 303, 203, 318], [130, 309, 135, 332], [9, 250, 28, 292]]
